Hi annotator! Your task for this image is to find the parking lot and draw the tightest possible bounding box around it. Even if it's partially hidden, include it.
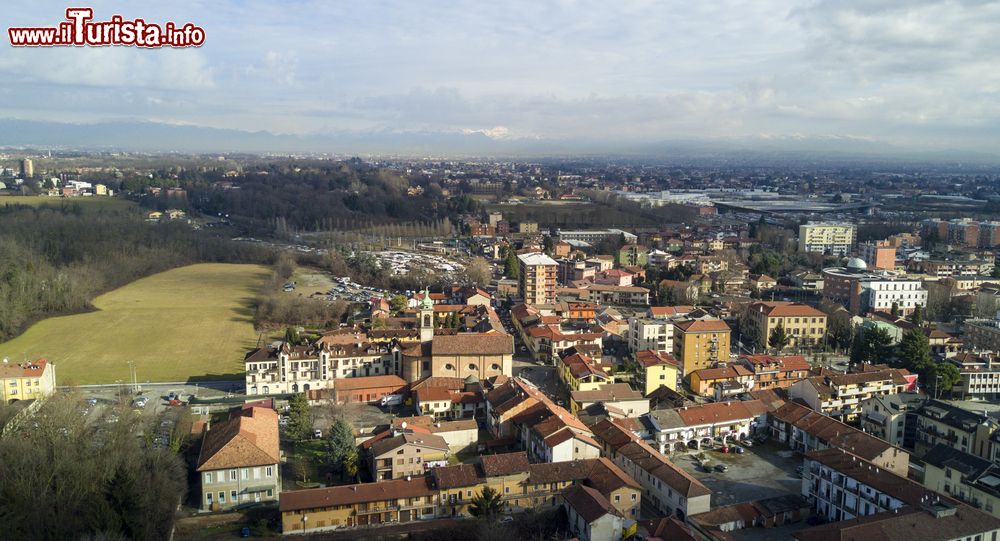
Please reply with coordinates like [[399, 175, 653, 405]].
[[672, 440, 805, 507]]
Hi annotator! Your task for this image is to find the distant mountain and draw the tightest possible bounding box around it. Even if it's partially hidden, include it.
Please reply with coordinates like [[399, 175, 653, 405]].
[[0, 118, 997, 165]]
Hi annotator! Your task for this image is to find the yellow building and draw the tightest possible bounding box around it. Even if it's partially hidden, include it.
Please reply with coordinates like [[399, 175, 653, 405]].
[[559, 352, 612, 391], [0, 358, 56, 402], [921, 444, 1000, 518], [745, 301, 827, 351], [633, 350, 679, 395], [672, 319, 731, 376], [280, 453, 643, 535]]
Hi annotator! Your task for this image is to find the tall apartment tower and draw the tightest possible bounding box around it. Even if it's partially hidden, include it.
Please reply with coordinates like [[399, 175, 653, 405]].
[[798, 223, 856, 256], [517, 252, 557, 305], [20, 159, 33, 178]]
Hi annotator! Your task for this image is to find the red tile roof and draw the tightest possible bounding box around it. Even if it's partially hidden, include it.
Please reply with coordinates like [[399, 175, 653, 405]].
[[197, 407, 280, 471], [674, 318, 730, 333]]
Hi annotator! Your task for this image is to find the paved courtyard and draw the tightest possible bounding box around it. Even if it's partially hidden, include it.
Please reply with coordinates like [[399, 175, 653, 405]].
[[671, 441, 805, 507]]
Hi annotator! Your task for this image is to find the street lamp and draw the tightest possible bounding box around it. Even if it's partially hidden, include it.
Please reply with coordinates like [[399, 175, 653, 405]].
[[302, 515, 308, 533]]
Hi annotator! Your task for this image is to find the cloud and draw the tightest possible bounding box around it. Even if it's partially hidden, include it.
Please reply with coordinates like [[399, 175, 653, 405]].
[[0, 0, 997, 153]]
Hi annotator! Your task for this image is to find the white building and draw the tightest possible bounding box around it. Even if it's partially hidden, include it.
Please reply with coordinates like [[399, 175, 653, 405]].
[[627, 318, 673, 354]]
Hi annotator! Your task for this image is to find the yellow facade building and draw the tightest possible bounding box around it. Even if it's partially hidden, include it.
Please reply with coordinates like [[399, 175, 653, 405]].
[[672, 319, 731, 376], [0, 358, 56, 402]]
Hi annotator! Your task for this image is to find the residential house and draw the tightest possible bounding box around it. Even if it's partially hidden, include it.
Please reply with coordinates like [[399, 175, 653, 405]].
[[633, 350, 680, 395], [922, 443, 1000, 518], [559, 352, 613, 392], [279, 476, 437, 533], [563, 485, 627, 541], [569, 383, 649, 417], [797, 447, 1000, 541], [768, 401, 910, 476], [590, 418, 712, 521], [368, 433, 450, 481], [432, 454, 642, 521], [735, 354, 811, 391], [789, 368, 909, 422], [0, 358, 56, 402], [914, 400, 999, 459], [858, 392, 926, 449], [688, 365, 755, 399], [196, 406, 280, 511]]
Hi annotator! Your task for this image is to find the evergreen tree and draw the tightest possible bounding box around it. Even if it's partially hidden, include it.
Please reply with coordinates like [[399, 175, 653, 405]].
[[286, 393, 313, 441], [910, 305, 924, 327], [469, 486, 504, 518], [898, 329, 932, 374], [503, 248, 520, 279], [768, 324, 790, 353], [327, 418, 356, 477]]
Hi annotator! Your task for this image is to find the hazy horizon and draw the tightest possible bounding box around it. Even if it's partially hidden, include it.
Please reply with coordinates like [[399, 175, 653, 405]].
[[3, 1, 999, 156]]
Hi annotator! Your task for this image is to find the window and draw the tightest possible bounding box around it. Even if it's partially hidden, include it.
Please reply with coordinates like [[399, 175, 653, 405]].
[[614, 495, 620, 502], [631, 494, 637, 501], [230, 470, 237, 481], [468, 364, 478, 371], [206, 493, 213, 505], [267, 489, 273, 497], [445, 364, 454, 370], [266, 466, 273, 477], [218, 492, 226, 504], [204, 473, 212, 485], [231, 490, 237, 502]]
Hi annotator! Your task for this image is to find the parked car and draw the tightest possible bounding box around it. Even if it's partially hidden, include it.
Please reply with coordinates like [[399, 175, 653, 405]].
[[314, 429, 323, 439], [714, 464, 729, 472], [733, 446, 745, 454], [740, 439, 753, 448], [720, 446, 730, 453], [240, 527, 252, 538]]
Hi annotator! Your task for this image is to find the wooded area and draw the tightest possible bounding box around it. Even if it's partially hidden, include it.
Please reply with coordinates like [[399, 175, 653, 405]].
[[0, 202, 272, 341]]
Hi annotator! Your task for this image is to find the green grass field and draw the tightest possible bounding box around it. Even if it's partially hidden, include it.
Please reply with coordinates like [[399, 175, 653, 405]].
[[0, 263, 269, 385]]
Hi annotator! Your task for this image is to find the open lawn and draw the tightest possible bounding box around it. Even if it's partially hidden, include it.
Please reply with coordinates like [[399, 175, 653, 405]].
[[0, 263, 269, 385], [0, 195, 135, 211]]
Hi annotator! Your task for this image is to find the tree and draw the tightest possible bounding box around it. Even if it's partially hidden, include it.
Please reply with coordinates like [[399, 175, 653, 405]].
[[469, 486, 504, 518], [286, 393, 313, 441], [342, 448, 359, 479], [389, 294, 408, 313], [890, 302, 900, 317], [503, 248, 519, 279], [910, 305, 924, 327], [849, 325, 893, 365], [284, 326, 300, 346], [464, 257, 492, 287], [929, 362, 961, 399], [768, 324, 790, 353], [327, 418, 356, 476], [897, 329, 932, 374]]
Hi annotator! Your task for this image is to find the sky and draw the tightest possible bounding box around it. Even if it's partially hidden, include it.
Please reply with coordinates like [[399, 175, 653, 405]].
[[2, 0, 999, 153]]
